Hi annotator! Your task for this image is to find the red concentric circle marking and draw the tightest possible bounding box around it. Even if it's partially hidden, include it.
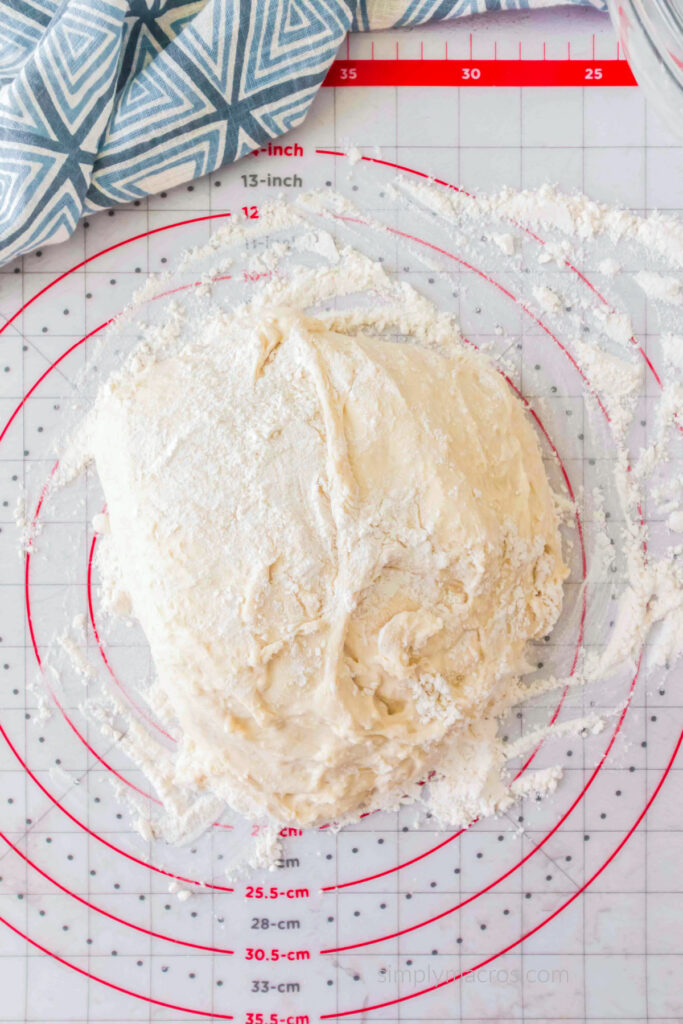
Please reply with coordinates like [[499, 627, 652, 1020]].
[[0, 718, 233, 892], [313, 154, 670, 905], [1, 218, 239, 898], [0, 214, 230, 341], [14, 209, 586, 884], [1, 157, 679, 1024], [312, 150, 680, 1019], [314, 211, 589, 892], [0, 911, 233, 1019], [24, 472, 170, 798], [0, 831, 234, 954], [322, 656, 641, 954], [322, 713, 682, 1019], [315, 149, 670, 396], [20, 384, 236, 833], [23, 482, 170, 805], [24, 462, 238, 845], [7, 280, 236, 831], [5, 196, 611, 925]]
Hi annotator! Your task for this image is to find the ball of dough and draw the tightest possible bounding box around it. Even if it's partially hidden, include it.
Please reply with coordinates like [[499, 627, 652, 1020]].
[[89, 309, 566, 825]]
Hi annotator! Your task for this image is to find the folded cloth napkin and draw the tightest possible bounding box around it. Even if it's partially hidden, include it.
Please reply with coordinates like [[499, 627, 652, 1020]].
[[0, 0, 606, 265]]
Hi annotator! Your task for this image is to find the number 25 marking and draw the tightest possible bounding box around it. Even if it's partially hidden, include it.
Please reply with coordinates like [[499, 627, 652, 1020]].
[[585, 67, 603, 80]]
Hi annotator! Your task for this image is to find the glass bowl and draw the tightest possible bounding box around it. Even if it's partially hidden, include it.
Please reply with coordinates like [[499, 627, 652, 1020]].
[[608, 0, 683, 138]]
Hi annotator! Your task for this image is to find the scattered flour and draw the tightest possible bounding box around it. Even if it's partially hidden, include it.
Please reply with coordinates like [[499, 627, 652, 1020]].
[[34, 179, 683, 857], [668, 510, 683, 533], [661, 334, 683, 371], [634, 271, 682, 306], [599, 258, 621, 277], [492, 232, 515, 255], [92, 512, 110, 534], [532, 284, 564, 314]]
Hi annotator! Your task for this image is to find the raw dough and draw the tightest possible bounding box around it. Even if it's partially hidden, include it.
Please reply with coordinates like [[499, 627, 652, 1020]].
[[85, 308, 566, 826]]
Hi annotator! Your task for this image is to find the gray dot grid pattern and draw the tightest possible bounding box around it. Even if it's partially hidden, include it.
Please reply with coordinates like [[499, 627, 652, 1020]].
[[0, 14, 682, 1024]]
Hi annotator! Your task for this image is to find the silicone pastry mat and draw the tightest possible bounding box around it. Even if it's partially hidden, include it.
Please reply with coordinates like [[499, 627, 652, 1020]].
[[0, 9, 682, 1024]]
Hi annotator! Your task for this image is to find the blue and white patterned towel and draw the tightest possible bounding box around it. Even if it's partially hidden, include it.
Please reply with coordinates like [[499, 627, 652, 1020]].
[[0, 0, 606, 265]]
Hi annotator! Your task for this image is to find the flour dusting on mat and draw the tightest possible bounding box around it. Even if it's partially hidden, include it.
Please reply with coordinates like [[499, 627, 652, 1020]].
[[41, 176, 683, 852]]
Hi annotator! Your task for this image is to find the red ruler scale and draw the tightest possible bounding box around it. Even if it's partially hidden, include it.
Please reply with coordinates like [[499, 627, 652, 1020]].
[[324, 59, 637, 87]]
